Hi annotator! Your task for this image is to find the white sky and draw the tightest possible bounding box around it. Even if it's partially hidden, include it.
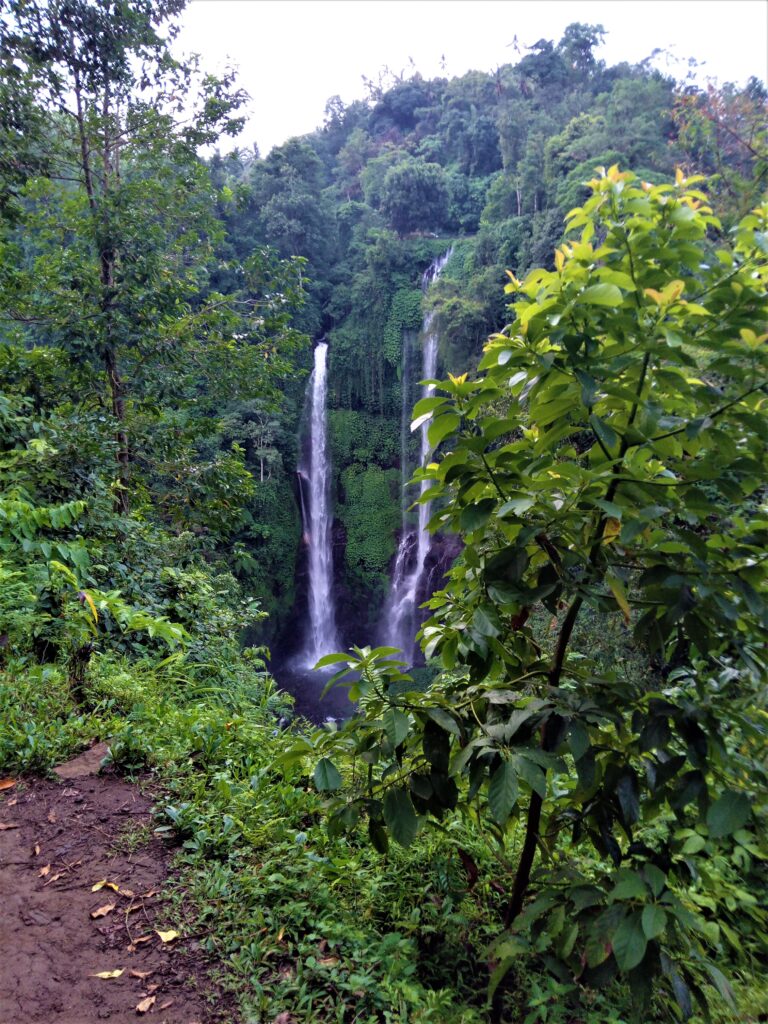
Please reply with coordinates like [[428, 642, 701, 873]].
[[175, 0, 768, 156]]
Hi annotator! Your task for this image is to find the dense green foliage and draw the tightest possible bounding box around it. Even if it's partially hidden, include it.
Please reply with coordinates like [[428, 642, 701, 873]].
[[299, 171, 768, 1020]]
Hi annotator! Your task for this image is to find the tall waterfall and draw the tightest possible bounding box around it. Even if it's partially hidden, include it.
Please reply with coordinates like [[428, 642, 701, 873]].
[[298, 341, 339, 665], [384, 250, 452, 660]]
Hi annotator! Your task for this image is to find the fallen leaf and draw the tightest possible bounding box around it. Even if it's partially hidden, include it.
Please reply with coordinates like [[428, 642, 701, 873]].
[[6, 798, 17, 807], [90, 969, 124, 979], [119, 887, 135, 898], [158, 999, 174, 1010], [318, 956, 340, 967], [276, 926, 285, 942], [39, 864, 51, 877], [91, 879, 120, 893], [136, 995, 156, 1014], [44, 872, 64, 885], [0, 823, 20, 830], [0, 779, 15, 791], [145, 983, 160, 994], [90, 903, 116, 919], [33, 843, 40, 854], [141, 889, 157, 898], [155, 929, 179, 943], [133, 935, 152, 946], [47, 810, 56, 823], [129, 969, 154, 980]]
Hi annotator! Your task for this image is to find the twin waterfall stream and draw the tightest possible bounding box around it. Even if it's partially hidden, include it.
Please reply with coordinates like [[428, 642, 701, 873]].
[[296, 251, 452, 674]]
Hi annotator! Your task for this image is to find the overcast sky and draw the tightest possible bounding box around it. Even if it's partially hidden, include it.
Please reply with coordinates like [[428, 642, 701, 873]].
[[175, 0, 768, 156]]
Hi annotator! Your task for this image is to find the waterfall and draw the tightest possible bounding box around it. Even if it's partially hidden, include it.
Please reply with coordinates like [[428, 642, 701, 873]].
[[384, 249, 452, 661], [298, 341, 339, 665]]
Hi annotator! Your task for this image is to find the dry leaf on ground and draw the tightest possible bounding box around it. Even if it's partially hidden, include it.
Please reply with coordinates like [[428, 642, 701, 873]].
[[90, 969, 124, 979], [136, 994, 156, 1013], [0, 779, 16, 791], [91, 879, 120, 893], [0, 822, 20, 831], [155, 928, 179, 943], [90, 902, 116, 919], [129, 969, 154, 979], [39, 865, 51, 877]]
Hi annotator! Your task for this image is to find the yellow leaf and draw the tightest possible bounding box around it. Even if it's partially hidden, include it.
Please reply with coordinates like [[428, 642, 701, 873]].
[[448, 372, 467, 385], [82, 591, 99, 623], [91, 879, 119, 892], [505, 269, 521, 289], [90, 903, 116, 919], [276, 926, 286, 942], [90, 969, 124, 979], [644, 288, 662, 305], [155, 929, 179, 943], [602, 518, 621, 545], [662, 279, 685, 304], [554, 248, 564, 271], [136, 995, 156, 1014], [675, 166, 685, 185], [606, 572, 631, 625]]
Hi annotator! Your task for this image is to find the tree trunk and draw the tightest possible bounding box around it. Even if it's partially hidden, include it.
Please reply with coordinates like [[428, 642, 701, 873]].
[[103, 343, 130, 515]]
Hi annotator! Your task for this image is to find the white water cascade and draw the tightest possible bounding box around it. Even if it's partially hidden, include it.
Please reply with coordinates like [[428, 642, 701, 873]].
[[298, 341, 340, 666], [384, 250, 452, 660]]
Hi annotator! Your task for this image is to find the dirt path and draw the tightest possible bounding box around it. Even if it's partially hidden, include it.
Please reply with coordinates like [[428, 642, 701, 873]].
[[0, 747, 231, 1024]]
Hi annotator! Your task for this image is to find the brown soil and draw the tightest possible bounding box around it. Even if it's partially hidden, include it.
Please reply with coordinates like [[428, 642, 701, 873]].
[[0, 747, 234, 1024]]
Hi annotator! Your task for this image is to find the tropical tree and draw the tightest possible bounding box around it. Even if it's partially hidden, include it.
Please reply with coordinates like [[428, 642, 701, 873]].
[[300, 168, 768, 1019], [0, 0, 303, 513]]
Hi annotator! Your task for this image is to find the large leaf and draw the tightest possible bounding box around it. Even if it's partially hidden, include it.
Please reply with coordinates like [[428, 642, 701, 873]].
[[460, 499, 496, 532], [581, 282, 624, 306], [641, 905, 667, 940], [383, 788, 419, 847], [612, 914, 647, 972], [427, 413, 460, 448], [707, 791, 750, 838], [313, 758, 342, 792], [383, 708, 410, 749], [488, 761, 519, 824]]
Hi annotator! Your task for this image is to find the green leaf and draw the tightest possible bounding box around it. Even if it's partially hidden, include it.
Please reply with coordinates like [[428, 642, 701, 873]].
[[641, 905, 667, 940], [488, 761, 519, 825], [313, 652, 349, 670], [611, 870, 646, 901], [426, 707, 460, 736], [427, 413, 460, 448], [460, 498, 496, 532], [707, 791, 750, 838], [612, 914, 647, 972], [313, 758, 342, 792], [498, 496, 535, 518], [383, 708, 410, 748], [581, 283, 624, 306], [411, 395, 449, 420], [589, 413, 619, 451], [383, 788, 419, 847], [472, 605, 500, 637]]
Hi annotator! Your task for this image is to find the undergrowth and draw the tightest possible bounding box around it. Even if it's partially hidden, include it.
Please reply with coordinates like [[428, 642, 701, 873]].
[[1, 656, 764, 1023]]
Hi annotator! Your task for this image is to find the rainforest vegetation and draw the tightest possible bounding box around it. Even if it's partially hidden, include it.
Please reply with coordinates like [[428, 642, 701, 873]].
[[1, 1, 766, 1022]]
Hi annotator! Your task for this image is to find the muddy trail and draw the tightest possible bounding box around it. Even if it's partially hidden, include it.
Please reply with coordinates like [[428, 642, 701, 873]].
[[0, 746, 233, 1024]]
